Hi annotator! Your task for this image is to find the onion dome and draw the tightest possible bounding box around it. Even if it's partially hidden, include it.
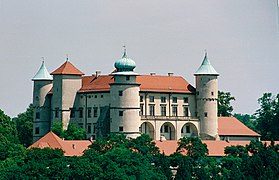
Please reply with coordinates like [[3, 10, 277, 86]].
[[114, 49, 136, 72], [194, 52, 219, 76], [32, 61, 53, 81]]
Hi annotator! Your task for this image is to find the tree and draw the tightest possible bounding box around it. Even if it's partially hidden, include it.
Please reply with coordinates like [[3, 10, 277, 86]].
[[51, 122, 86, 140], [255, 93, 279, 140], [218, 91, 235, 117], [176, 137, 208, 159], [13, 104, 34, 147], [0, 109, 18, 143]]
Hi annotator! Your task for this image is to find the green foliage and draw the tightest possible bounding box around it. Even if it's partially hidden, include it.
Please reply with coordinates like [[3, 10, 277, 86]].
[[233, 113, 257, 132], [176, 136, 208, 159], [13, 104, 34, 147], [255, 93, 279, 140], [218, 90, 236, 117], [51, 122, 86, 140], [224, 145, 248, 158], [0, 109, 19, 143]]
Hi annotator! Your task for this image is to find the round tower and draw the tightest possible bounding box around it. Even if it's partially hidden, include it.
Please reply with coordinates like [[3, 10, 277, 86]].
[[194, 53, 219, 140], [32, 61, 53, 142], [110, 49, 141, 138]]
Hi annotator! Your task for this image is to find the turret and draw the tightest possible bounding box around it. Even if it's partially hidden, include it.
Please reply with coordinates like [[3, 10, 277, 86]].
[[194, 53, 219, 140], [50, 60, 84, 130], [110, 49, 141, 138], [32, 61, 53, 142]]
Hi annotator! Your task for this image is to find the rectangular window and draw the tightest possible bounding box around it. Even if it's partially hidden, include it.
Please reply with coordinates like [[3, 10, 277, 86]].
[[149, 105, 155, 116], [87, 124, 92, 134], [119, 126, 124, 132], [70, 108, 75, 118], [55, 108, 59, 118], [87, 108, 92, 118], [164, 125, 169, 133], [161, 105, 166, 116], [149, 96, 154, 102], [183, 97, 189, 104], [197, 91, 199, 95], [172, 106, 177, 116], [184, 106, 189, 117], [161, 97, 166, 103], [119, 111, 123, 116], [140, 104, 144, 115], [140, 96, 143, 102], [172, 97, 177, 103], [204, 112, 208, 117], [78, 123, 83, 128], [126, 76, 130, 81], [35, 112, 40, 119], [186, 125, 190, 133], [211, 92, 214, 96], [119, 91, 123, 96], [35, 127, 40, 134], [79, 108, 83, 118], [93, 107, 98, 117]]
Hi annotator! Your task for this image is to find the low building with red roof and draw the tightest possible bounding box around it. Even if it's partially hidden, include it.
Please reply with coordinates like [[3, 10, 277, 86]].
[[32, 51, 261, 142]]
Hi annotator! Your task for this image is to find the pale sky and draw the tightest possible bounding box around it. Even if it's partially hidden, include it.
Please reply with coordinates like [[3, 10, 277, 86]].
[[0, 0, 278, 117]]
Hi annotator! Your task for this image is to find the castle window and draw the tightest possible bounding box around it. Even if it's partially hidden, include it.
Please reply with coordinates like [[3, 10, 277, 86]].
[[149, 96, 154, 102], [183, 106, 189, 117], [149, 105, 155, 116], [172, 106, 177, 116], [95, 95, 97, 98], [119, 91, 123, 96], [161, 105, 166, 116], [140, 104, 144, 115], [119, 111, 123, 116], [211, 92, 214, 96], [119, 126, 124, 132], [87, 108, 92, 118], [186, 125, 190, 133], [79, 108, 83, 118], [204, 112, 208, 117], [140, 96, 143, 102], [35, 112, 40, 119], [35, 127, 40, 134], [184, 97, 189, 103], [93, 107, 98, 117], [172, 97, 177, 103], [197, 91, 199, 95], [164, 125, 169, 133], [55, 108, 59, 118], [101, 95, 103, 98], [126, 76, 130, 81], [70, 108, 75, 118], [78, 123, 83, 128], [161, 97, 166, 103], [87, 123, 92, 134]]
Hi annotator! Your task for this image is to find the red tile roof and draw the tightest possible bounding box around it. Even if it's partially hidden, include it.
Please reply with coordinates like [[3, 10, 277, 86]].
[[218, 117, 260, 137], [51, 61, 84, 75], [29, 132, 91, 156], [79, 75, 195, 93], [29, 132, 277, 157]]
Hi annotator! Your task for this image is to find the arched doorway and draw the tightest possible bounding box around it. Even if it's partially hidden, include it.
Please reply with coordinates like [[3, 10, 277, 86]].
[[160, 122, 175, 140], [140, 122, 155, 139], [181, 123, 198, 138]]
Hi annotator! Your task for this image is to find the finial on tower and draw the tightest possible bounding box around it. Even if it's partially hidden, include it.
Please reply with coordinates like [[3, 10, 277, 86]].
[[122, 45, 127, 58], [66, 54, 69, 61], [204, 49, 207, 57], [42, 57, 45, 64]]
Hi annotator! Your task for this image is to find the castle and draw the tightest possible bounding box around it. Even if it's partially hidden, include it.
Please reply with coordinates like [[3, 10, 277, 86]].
[[32, 50, 260, 142]]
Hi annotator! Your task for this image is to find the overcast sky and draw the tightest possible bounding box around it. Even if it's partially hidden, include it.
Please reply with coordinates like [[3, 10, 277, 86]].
[[0, 0, 278, 117]]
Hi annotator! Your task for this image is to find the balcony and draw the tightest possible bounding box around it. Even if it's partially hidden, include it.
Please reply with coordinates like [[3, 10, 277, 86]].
[[141, 115, 199, 121]]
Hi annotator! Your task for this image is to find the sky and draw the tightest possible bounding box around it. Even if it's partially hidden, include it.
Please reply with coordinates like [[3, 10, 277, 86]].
[[0, 0, 278, 117]]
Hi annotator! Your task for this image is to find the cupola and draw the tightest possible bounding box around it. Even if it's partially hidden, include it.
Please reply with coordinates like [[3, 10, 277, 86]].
[[114, 49, 136, 72]]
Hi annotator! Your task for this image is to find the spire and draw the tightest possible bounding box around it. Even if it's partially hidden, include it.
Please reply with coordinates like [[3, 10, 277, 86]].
[[32, 60, 53, 81], [122, 45, 127, 58], [194, 52, 219, 76]]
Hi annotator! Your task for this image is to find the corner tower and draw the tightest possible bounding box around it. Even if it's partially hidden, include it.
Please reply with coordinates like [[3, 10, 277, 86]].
[[194, 53, 219, 140], [32, 61, 53, 142], [110, 49, 141, 138], [50, 60, 84, 130]]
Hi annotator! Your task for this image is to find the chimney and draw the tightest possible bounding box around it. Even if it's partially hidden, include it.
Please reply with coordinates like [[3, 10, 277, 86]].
[[150, 72, 156, 76], [168, 72, 174, 76], [95, 71, 101, 77], [72, 144, 76, 149]]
